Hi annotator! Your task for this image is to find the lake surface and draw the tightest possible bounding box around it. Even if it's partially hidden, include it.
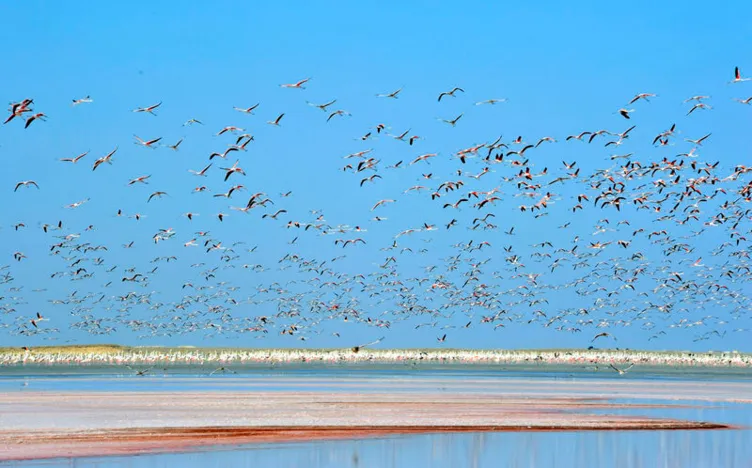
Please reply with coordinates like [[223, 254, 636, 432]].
[[2, 366, 751, 467]]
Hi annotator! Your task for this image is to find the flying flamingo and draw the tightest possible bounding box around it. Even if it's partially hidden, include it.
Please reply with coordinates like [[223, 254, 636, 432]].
[[730, 66, 750, 84], [438, 87, 464, 101], [280, 78, 310, 89], [60, 151, 89, 163], [132, 102, 162, 115]]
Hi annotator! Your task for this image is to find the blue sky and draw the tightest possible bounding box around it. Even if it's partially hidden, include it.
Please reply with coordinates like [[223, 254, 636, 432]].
[[1, 1, 751, 351]]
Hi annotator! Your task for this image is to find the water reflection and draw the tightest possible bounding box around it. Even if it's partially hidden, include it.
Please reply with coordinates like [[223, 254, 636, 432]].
[[7, 429, 751, 468]]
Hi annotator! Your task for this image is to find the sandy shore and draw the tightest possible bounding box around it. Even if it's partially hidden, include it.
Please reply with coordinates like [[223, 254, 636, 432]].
[[1, 377, 747, 461]]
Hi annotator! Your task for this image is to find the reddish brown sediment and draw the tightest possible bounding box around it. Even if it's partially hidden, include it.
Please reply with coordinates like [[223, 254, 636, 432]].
[[0, 422, 734, 461], [0, 389, 740, 461]]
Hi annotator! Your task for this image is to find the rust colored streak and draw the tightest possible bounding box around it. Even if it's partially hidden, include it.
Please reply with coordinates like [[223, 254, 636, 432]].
[[0, 422, 734, 461]]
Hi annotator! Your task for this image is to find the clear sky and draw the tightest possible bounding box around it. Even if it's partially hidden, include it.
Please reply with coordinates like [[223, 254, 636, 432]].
[[1, 1, 751, 351]]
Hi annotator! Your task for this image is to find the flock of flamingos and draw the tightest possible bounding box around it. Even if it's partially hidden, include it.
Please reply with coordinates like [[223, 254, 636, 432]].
[[1, 66, 751, 367]]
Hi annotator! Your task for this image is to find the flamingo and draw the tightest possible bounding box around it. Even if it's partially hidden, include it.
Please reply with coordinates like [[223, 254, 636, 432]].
[[60, 151, 89, 163], [628, 93, 656, 104], [147, 191, 168, 202], [92, 147, 117, 171], [220, 160, 246, 181], [133, 135, 162, 148], [234, 103, 259, 114], [371, 199, 395, 211], [128, 175, 151, 185], [410, 153, 438, 165], [267, 113, 285, 126], [132, 102, 162, 115], [440, 114, 463, 126], [475, 98, 506, 105], [280, 78, 310, 89], [24, 113, 47, 128], [730, 66, 750, 83], [307, 99, 336, 111], [376, 88, 403, 98], [72, 95, 93, 106], [438, 87, 464, 101], [14, 181, 39, 192], [189, 163, 212, 176]]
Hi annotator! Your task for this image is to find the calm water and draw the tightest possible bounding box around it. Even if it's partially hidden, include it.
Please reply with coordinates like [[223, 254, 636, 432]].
[[2, 364, 750, 392], [6, 431, 752, 468], [2, 367, 751, 468]]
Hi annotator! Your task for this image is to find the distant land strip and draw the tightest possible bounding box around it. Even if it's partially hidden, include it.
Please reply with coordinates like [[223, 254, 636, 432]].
[[0, 345, 750, 368]]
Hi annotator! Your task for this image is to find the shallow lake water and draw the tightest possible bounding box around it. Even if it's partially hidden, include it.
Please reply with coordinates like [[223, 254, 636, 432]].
[[2, 366, 751, 468]]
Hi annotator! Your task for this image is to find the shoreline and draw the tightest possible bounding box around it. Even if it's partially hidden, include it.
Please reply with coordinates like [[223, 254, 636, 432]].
[[1, 346, 750, 368]]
